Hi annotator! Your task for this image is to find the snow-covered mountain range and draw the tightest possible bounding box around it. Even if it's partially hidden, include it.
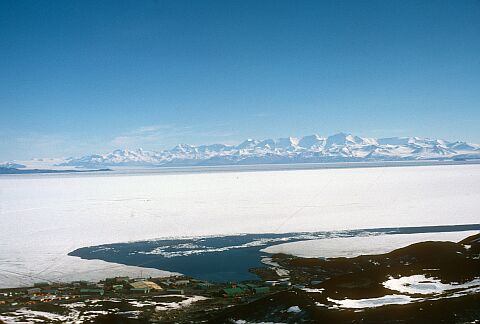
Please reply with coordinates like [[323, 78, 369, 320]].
[[2, 132, 479, 170], [54, 133, 480, 168]]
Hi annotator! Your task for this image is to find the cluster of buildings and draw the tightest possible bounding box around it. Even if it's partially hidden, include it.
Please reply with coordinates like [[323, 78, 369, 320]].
[[0, 275, 285, 311], [0, 275, 196, 308]]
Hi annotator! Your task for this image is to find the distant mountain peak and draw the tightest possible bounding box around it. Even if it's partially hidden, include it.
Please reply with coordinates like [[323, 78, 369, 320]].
[[236, 139, 260, 149], [43, 132, 480, 168], [325, 132, 364, 148]]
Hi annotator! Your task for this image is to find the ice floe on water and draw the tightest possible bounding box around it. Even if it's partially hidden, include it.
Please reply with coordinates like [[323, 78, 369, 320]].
[[140, 237, 298, 258]]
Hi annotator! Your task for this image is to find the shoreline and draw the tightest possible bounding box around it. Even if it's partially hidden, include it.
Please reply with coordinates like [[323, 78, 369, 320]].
[[2, 165, 479, 293], [2, 159, 480, 178], [1, 232, 479, 323], [67, 224, 480, 285]]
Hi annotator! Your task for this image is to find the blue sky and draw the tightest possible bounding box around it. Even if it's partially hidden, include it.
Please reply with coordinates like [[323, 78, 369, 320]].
[[1, 0, 480, 160]]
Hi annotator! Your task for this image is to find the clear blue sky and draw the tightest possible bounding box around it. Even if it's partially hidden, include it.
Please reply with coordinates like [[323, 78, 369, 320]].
[[1, 0, 479, 160]]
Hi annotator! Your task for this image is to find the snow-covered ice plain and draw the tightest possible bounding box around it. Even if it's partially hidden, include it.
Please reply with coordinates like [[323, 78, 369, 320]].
[[0, 164, 479, 288]]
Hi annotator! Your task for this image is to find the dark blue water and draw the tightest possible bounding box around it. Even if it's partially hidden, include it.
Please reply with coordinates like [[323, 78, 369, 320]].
[[69, 224, 480, 282]]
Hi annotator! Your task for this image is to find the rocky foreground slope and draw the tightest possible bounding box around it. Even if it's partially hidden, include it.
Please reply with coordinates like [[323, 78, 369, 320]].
[[217, 233, 480, 323]]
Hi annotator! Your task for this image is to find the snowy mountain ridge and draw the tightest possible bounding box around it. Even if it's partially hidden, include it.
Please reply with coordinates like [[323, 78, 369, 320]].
[[54, 132, 480, 168]]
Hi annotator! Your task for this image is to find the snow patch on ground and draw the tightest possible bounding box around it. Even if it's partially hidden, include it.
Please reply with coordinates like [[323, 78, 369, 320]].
[[261, 257, 290, 277], [383, 275, 480, 295], [326, 295, 420, 309], [155, 295, 208, 311], [0, 307, 108, 323], [286, 305, 301, 313], [301, 288, 325, 293]]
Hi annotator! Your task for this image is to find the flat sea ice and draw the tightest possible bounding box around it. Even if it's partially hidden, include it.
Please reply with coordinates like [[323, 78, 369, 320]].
[[0, 164, 479, 287]]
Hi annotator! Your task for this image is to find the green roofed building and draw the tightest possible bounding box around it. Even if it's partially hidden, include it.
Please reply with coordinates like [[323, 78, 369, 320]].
[[221, 287, 244, 297], [130, 287, 150, 294], [236, 284, 248, 290], [253, 287, 270, 294], [112, 285, 123, 291], [79, 288, 104, 296], [196, 282, 213, 289]]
